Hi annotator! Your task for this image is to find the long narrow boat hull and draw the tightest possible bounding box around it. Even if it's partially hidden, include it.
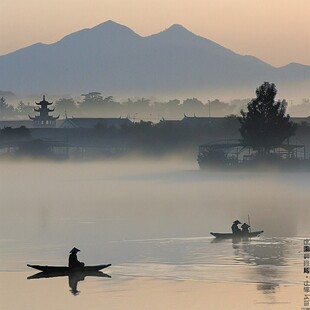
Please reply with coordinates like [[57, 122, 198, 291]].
[[210, 231, 263, 239], [27, 264, 111, 273]]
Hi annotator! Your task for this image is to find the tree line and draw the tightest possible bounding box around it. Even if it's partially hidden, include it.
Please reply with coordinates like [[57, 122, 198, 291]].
[[0, 82, 306, 161], [0, 93, 249, 120], [1, 90, 309, 121], [0, 116, 241, 157]]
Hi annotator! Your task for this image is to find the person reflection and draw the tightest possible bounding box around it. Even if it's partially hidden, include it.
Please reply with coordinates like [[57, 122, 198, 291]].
[[68, 272, 87, 295]]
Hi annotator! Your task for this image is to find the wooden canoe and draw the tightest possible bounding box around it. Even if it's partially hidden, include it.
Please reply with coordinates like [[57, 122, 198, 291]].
[[210, 231, 263, 239], [27, 264, 111, 273]]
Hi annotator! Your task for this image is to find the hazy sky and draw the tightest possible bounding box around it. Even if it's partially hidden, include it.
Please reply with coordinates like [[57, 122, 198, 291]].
[[1, 0, 309, 67]]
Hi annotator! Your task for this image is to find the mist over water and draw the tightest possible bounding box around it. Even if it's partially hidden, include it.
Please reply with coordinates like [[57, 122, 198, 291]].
[[0, 158, 307, 308], [0, 159, 309, 256]]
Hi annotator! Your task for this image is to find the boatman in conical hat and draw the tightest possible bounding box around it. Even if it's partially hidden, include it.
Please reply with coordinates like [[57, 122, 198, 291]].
[[231, 220, 242, 235], [241, 223, 250, 234], [68, 247, 85, 269]]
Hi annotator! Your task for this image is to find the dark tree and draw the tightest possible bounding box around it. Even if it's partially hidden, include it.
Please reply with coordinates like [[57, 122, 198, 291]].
[[55, 98, 77, 116], [78, 92, 121, 116], [181, 98, 204, 115], [0, 97, 15, 119], [239, 82, 296, 154], [17, 101, 34, 116], [79, 92, 104, 112], [81, 92, 103, 103], [207, 99, 235, 117]]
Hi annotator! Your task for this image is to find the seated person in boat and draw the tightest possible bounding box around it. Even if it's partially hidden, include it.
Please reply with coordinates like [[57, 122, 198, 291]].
[[231, 220, 241, 234], [241, 223, 250, 234], [69, 247, 85, 268]]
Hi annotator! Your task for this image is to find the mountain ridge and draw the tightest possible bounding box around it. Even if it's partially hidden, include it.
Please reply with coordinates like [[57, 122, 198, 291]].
[[0, 20, 309, 98]]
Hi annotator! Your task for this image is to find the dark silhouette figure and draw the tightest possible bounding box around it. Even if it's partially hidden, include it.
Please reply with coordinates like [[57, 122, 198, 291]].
[[69, 247, 84, 268], [239, 82, 296, 155], [27, 247, 111, 296], [241, 223, 250, 234], [231, 220, 241, 234]]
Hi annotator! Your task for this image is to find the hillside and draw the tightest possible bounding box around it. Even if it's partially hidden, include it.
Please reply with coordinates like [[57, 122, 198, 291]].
[[0, 20, 309, 98]]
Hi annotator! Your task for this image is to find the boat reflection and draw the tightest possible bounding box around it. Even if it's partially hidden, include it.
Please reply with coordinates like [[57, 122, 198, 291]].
[[211, 235, 251, 244], [27, 270, 111, 295]]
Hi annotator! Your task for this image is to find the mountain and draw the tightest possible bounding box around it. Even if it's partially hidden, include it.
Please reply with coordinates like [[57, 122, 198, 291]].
[[0, 20, 309, 98]]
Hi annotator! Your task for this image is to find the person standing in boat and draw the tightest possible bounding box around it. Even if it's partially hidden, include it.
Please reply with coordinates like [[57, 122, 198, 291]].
[[69, 247, 84, 268], [231, 220, 242, 234], [241, 223, 250, 234]]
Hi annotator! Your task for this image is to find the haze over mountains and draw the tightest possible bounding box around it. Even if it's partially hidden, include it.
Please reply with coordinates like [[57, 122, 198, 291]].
[[0, 20, 309, 99]]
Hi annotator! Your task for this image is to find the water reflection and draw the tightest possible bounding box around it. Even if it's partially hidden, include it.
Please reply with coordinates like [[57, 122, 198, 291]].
[[211, 236, 294, 295], [28, 271, 111, 295], [0, 160, 306, 308], [231, 238, 290, 296]]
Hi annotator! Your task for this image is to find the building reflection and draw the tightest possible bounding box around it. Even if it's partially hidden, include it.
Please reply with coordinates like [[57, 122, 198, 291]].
[[28, 270, 111, 295]]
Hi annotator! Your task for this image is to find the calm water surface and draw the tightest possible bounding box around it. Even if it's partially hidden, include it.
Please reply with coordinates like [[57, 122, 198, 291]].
[[0, 160, 308, 309]]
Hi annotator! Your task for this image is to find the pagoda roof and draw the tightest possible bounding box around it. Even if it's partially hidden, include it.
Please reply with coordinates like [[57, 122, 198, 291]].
[[36, 95, 53, 106]]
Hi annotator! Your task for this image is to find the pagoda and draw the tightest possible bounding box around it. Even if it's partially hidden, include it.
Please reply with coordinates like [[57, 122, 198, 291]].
[[29, 95, 59, 127]]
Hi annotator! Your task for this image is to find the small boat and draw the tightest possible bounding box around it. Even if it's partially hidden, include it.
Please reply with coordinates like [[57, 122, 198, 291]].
[[27, 264, 111, 273], [210, 231, 263, 239], [27, 266, 111, 296]]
